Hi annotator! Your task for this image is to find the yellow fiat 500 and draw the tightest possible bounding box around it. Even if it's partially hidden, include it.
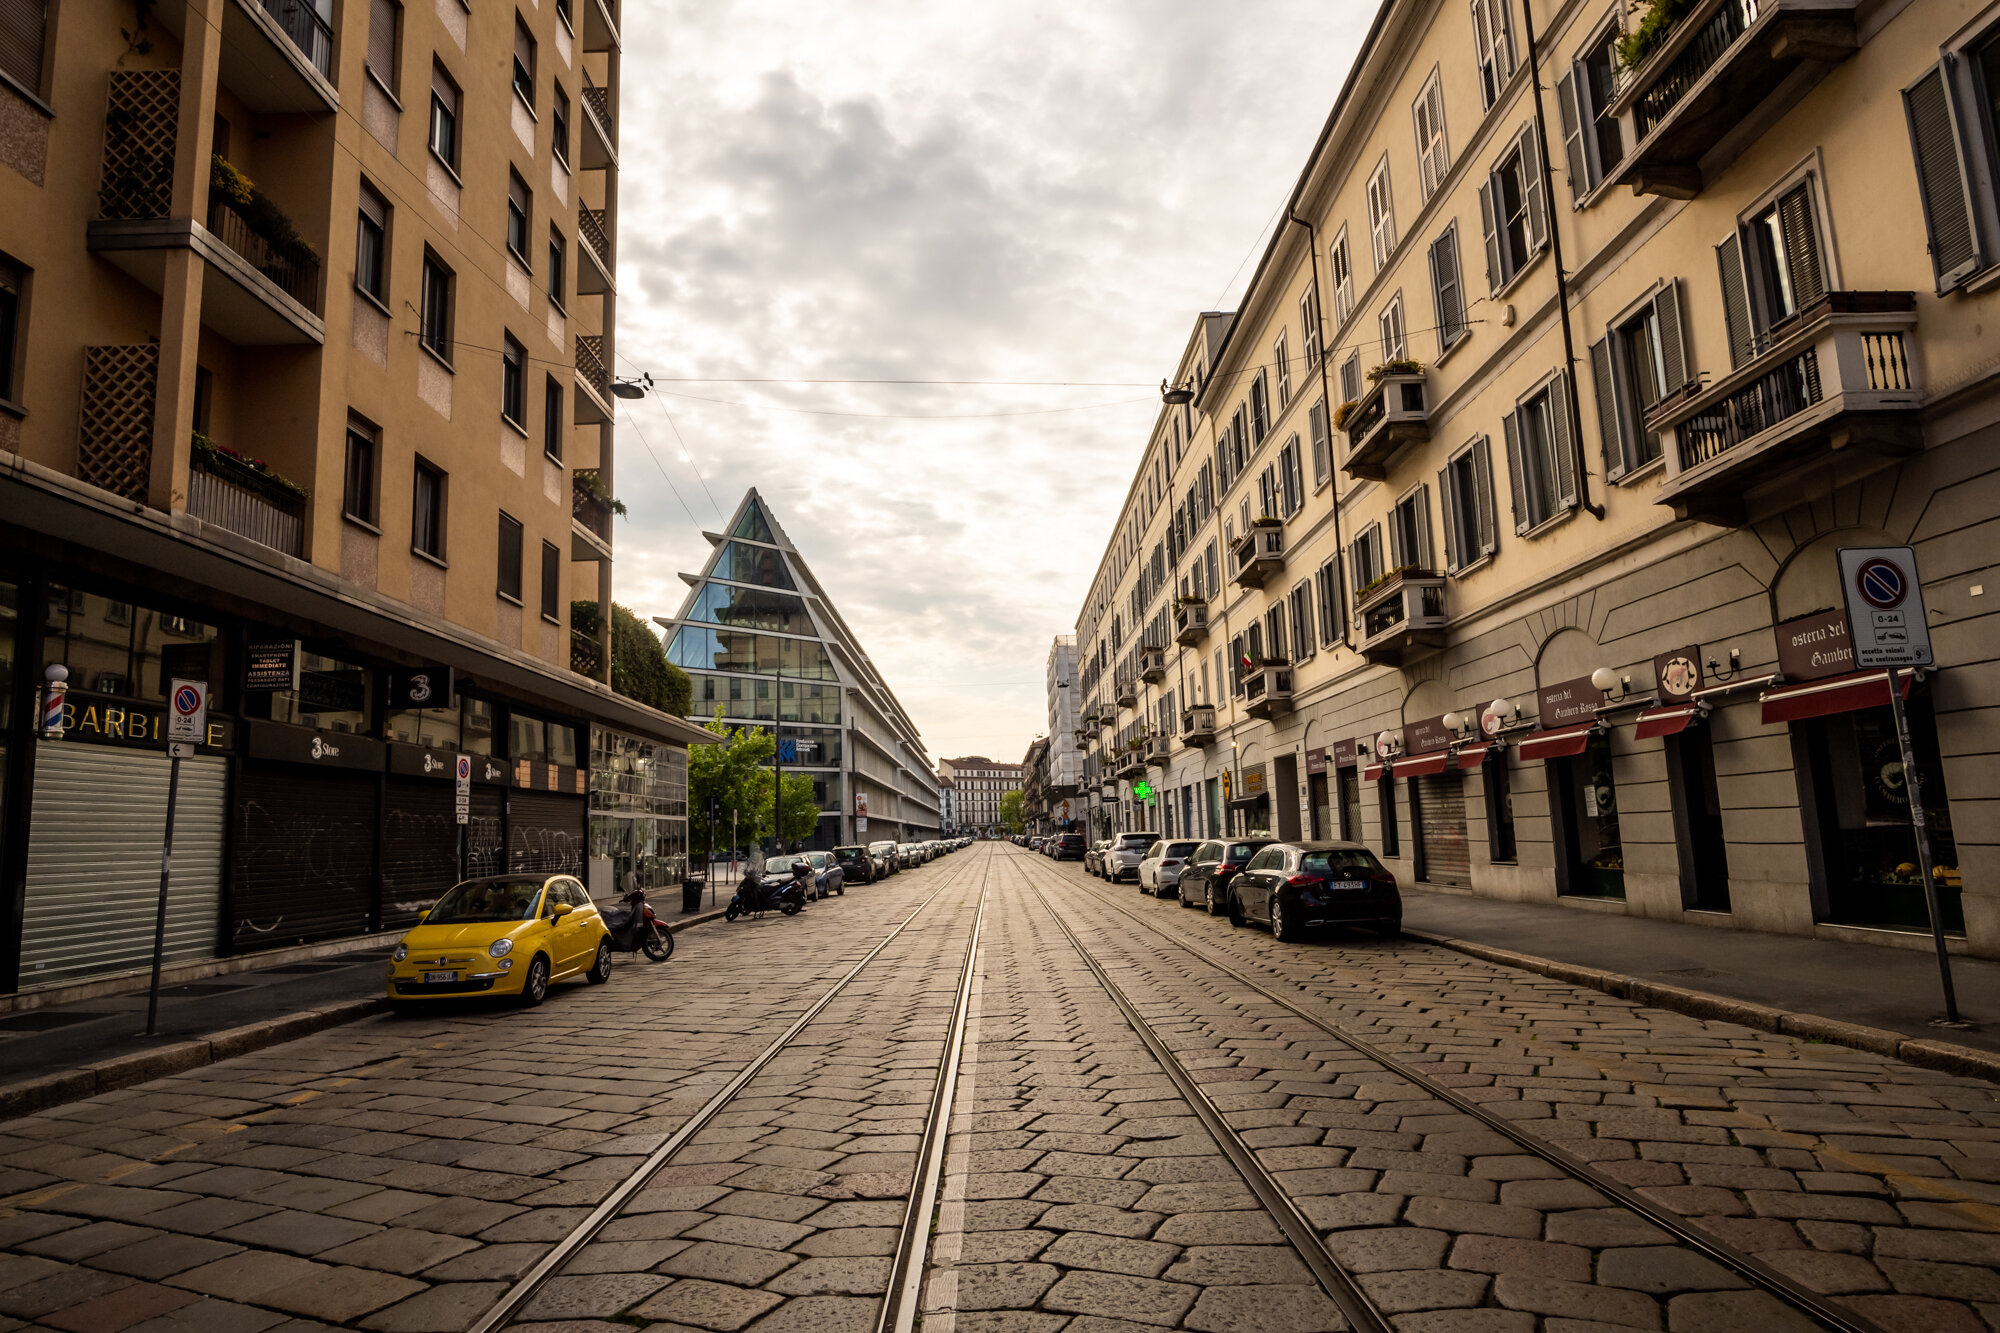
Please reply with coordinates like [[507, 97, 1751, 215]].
[[387, 873, 610, 1010]]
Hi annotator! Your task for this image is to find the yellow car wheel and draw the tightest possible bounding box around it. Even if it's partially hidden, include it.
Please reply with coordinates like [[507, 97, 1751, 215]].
[[518, 954, 551, 1007], [585, 939, 612, 985]]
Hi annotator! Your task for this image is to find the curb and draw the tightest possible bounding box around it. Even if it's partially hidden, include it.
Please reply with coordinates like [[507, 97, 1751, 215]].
[[1403, 929, 2000, 1084]]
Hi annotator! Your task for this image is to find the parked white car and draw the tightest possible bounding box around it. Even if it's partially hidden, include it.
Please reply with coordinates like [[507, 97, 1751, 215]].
[[1137, 839, 1201, 897], [1101, 831, 1160, 883]]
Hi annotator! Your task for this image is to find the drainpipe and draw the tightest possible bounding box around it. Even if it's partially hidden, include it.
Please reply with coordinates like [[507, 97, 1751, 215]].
[[1287, 212, 1360, 641], [1518, 0, 1606, 520]]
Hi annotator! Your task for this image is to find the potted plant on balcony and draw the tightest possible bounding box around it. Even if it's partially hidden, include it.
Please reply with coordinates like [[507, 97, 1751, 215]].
[[1365, 358, 1424, 381], [191, 430, 308, 502], [1615, 0, 1693, 70], [209, 155, 318, 270], [576, 469, 629, 517], [1249, 514, 1283, 528], [1332, 400, 1360, 429]]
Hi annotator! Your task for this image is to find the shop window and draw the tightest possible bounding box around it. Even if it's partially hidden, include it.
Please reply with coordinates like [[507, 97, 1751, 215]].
[[263, 651, 373, 734], [547, 722, 578, 767], [1551, 729, 1624, 898], [1665, 727, 1729, 911], [463, 697, 497, 754], [1794, 696, 1961, 934], [1377, 773, 1399, 858], [510, 712, 546, 761], [1484, 748, 1516, 863], [388, 703, 459, 749], [43, 587, 216, 704]]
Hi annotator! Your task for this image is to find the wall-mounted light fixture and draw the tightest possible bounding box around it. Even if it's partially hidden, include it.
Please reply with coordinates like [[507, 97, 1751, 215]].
[[1590, 667, 1630, 698], [1481, 699, 1516, 734]]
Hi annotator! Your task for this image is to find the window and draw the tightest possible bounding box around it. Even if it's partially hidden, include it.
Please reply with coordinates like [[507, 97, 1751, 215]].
[[1557, 28, 1623, 203], [548, 226, 566, 306], [1228, 635, 1244, 694], [344, 417, 379, 526], [428, 62, 461, 169], [1329, 231, 1353, 327], [1716, 180, 1828, 365], [1263, 605, 1286, 662], [1278, 435, 1303, 516], [498, 512, 524, 602], [355, 179, 388, 304], [413, 458, 446, 560], [1906, 40, 2000, 291], [1502, 374, 1578, 533], [1388, 485, 1432, 570], [1366, 158, 1397, 269], [544, 376, 564, 461], [541, 541, 560, 623], [1350, 521, 1384, 592], [420, 251, 454, 361], [552, 85, 572, 167], [1429, 226, 1467, 350], [502, 333, 526, 426], [1590, 281, 1686, 479], [1315, 557, 1342, 644], [513, 15, 537, 106], [1378, 293, 1407, 362], [367, 0, 401, 94], [1308, 398, 1331, 487], [1471, 0, 1516, 110], [1413, 70, 1450, 200], [1300, 282, 1324, 366], [1288, 583, 1314, 661], [1378, 772, 1400, 857], [507, 171, 532, 266], [1439, 436, 1498, 572], [0, 257, 22, 406], [1339, 353, 1361, 405], [1249, 371, 1270, 445], [1273, 334, 1292, 409], [1479, 127, 1548, 291], [0, 0, 47, 92]]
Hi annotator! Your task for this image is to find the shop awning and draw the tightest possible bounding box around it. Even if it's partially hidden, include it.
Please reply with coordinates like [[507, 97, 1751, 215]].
[[1633, 705, 1700, 740], [1397, 752, 1451, 777], [1516, 722, 1597, 761], [1454, 742, 1493, 769], [1760, 670, 1912, 725], [1361, 760, 1389, 782]]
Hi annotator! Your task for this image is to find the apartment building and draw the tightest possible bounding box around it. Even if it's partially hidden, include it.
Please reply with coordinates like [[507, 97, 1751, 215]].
[[1077, 0, 2000, 956], [0, 0, 714, 999], [1044, 634, 1085, 827], [939, 755, 1022, 833], [659, 490, 943, 848]]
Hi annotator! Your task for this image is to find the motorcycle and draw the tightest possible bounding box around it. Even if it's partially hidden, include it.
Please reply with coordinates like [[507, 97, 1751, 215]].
[[725, 866, 808, 921], [600, 887, 674, 961]]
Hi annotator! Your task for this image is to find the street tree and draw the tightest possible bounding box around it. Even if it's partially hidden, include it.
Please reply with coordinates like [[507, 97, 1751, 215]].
[[687, 711, 773, 855], [998, 789, 1026, 835], [762, 770, 821, 847]]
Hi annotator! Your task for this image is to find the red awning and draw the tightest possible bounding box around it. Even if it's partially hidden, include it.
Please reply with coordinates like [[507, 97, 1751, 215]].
[[1397, 752, 1451, 777], [1454, 742, 1493, 769], [1761, 670, 1912, 726], [1633, 705, 1699, 740], [1516, 722, 1597, 761], [1361, 761, 1389, 782]]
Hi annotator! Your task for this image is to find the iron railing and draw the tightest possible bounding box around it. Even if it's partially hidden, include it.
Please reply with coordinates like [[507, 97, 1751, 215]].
[[1677, 346, 1821, 470], [261, 0, 334, 78], [1636, 0, 1758, 136], [206, 202, 321, 313], [581, 71, 613, 139], [189, 452, 305, 556]]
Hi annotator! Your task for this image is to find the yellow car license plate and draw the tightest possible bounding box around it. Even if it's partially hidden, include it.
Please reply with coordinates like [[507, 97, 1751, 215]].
[[423, 970, 456, 984]]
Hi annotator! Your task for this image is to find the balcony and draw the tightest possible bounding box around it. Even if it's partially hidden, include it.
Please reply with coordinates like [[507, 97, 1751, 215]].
[[1653, 293, 1921, 526], [1242, 661, 1293, 720], [1145, 733, 1173, 767], [575, 334, 614, 422], [1230, 521, 1285, 589], [1115, 747, 1148, 781], [1181, 704, 1216, 746], [583, 0, 621, 50], [1174, 598, 1208, 645], [581, 71, 618, 171], [570, 627, 606, 682], [1342, 370, 1430, 480], [578, 207, 614, 294], [1139, 646, 1167, 683], [155, 0, 337, 113], [187, 443, 305, 557], [572, 468, 613, 559], [1115, 678, 1139, 708], [1355, 570, 1447, 666], [1609, 0, 1859, 199]]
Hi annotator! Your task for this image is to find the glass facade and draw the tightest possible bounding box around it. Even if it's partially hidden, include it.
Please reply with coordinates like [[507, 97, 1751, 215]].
[[685, 581, 814, 636], [44, 586, 217, 701], [714, 541, 795, 589], [688, 670, 842, 722], [669, 627, 837, 679], [589, 725, 689, 894]]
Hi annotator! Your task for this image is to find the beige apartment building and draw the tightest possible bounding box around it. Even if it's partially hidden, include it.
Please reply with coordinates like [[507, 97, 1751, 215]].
[[1078, 0, 2000, 956], [0, 0, 709, 999], [940, 756, 1023, 834]]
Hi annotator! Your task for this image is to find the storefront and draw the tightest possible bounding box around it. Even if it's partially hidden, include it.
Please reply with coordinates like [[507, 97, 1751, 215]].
[[1226, 762, 1268, 837], [1401, 716, 1468, 887], [588, 725, 689, 899], [1332, 739, 1362, 843], [1524, 676, 1623, 900], [233, 721, 384, 950], [1639, 646, 1729, 912], [1362, 743, 1399, 859]]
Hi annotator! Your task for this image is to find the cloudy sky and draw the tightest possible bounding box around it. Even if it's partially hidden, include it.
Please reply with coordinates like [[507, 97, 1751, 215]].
[[608, 2, 1368, 762]]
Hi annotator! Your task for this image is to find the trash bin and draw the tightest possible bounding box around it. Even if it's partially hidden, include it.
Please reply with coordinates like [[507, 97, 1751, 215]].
[[683, 878, 704, 913]]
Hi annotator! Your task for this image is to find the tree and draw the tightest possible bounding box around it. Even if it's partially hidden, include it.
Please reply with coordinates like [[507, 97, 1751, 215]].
[[571, 601, 692, 716], [687, 711, 773, 856], [764, 771, 821, 847], [998, 789, 1026, 835]]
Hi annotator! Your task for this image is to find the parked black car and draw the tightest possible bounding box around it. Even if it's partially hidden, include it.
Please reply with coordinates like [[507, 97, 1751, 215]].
[[1051, 832, 1086, 861], [1177, 838, 1279, 915], [1226, 840, 1401, 940], [832, 845, 876, 885]]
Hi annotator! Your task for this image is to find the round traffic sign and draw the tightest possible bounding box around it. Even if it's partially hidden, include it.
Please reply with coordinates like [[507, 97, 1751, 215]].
[[456, 755, 472, 780], [173, 684, 202, 716], [1855, 557, 1907, 610]]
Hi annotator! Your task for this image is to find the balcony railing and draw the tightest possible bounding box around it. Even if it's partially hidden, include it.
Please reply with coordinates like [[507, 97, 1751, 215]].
[[1230, 522, 1285, 589], [580, 70, 617, 169], [1115, 677, 1139, 708], [1636, 0, 1756, 138], [206, 201, 321, 314], [1243, 661, 1293, 720], [576, 334, 611, 401], [1181, 704, 1216, 746], [1115, 748, 1148, 780], [188, 448, 305, 557], [572, 468, 613, 544], [1654, 292, 1921, 525], [261, 0, 333, 78], [1139, 646, 1166, 682], [1355, 570, 1447, 666], [1145, 734, 1172, 767], [570, 627, 606, 682], [1342, 371, 1429, 480], [1174, 599, 1208, 645], [579, 207, 612, 268]]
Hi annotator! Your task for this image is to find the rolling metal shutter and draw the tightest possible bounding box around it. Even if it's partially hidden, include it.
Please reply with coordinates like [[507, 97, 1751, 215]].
[[381, 777, 458, 929], [467, 785, 505, 878], [508, 790, 586, 875], [233, 762, 376, 950], [1417, 771, 1471, 886], [20, 744, 226, 987]]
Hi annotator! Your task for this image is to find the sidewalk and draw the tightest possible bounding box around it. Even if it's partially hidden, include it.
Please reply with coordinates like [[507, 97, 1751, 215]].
[[1402, 886, 2000, 1056]]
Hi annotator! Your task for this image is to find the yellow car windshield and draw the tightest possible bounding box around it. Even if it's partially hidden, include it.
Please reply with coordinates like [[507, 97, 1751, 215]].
[[427, 880, 544, 923]]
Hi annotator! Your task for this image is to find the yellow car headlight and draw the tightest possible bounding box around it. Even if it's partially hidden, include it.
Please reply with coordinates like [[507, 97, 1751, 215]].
[[392, 944, 408, 962], [488, 938, 513, 959]]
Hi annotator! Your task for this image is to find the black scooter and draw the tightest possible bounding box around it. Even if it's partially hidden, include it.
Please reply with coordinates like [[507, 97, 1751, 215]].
[[725, 865, 808, 920], [600, 887, 674, 961]]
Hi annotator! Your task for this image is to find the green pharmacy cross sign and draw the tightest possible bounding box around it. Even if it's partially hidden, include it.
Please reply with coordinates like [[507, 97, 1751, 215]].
[[1131, 780, 1155, 800]]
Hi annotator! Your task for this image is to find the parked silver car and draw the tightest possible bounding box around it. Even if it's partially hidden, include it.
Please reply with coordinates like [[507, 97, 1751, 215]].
[[1137, 840, 1201, 897], [1101, 831, 1159, 883]]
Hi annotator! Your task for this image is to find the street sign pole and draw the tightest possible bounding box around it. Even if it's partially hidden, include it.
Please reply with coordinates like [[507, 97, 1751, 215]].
[[150, 680, 208, 1036], [456, 756, 472, 881], [1885, 677, 1958, 1023]]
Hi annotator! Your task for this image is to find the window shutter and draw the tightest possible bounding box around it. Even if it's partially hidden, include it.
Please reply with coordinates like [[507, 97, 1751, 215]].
[[1473, 436, 1499, 556], [1503, 411, 1529, 535], [1522, 129, 1549, 255], [515, 19, 534, 74], [1778, 182, 1825, 311], [1557, 67, 1589, 202], [1716, 232, 1754, 369], [1905, 63, 1982, 290], [1438, 466, 1461, 574], [1479, 178, 1502, 291], [1418, 484, 1435, 570], [1309, 399, 1330, 484], [368, 0, 397, 86], [1654, 278, 1687, 396], [1588, 336, 1625, 480], [1550, 374, 1580, 511]]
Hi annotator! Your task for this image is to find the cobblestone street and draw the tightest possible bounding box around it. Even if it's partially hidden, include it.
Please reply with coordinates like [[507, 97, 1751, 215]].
[[2, 843, 1997, 1333]]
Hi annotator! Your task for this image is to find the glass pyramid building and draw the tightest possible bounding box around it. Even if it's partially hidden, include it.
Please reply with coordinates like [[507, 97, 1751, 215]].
[[657, 490, 942, 848]]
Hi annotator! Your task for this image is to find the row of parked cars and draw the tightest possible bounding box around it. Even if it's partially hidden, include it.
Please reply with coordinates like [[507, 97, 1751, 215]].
[[827, 837, 970, 884], [1080, 833, 1401, 941], [1019, 832, 1087, 860]]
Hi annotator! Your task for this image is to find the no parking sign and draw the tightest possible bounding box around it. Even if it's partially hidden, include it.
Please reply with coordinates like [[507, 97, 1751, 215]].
[[167, 678, 207, 757], [1838, 546, 1933, 668]]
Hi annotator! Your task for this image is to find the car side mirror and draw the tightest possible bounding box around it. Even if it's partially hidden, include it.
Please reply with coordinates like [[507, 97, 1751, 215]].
[[416, 909, 430, 923], [550, 902, 574, 918]]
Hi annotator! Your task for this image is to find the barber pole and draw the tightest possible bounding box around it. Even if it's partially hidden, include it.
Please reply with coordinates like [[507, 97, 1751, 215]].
[[41, 664, 67, 737]]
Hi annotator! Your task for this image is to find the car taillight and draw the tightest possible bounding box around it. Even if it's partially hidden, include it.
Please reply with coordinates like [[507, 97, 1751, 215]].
[[1286, 874, 1323, 888], [1371, 869, 1398, 889], [1163, 860, 1182, 867], [1217, 863, 1239, 875]]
